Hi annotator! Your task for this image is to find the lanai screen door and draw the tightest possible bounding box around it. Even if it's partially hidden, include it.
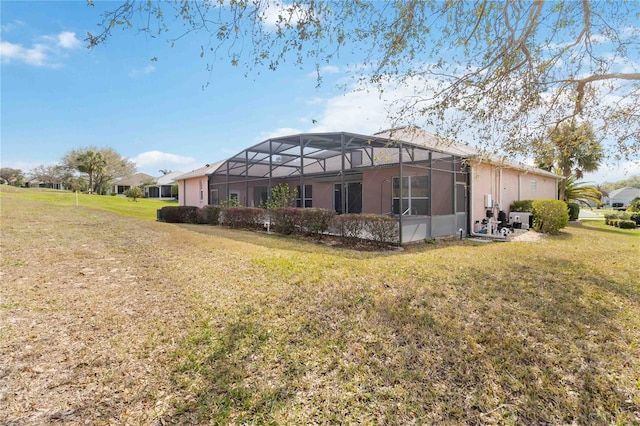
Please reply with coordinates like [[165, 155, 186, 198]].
[[334, 182, 362, 214]]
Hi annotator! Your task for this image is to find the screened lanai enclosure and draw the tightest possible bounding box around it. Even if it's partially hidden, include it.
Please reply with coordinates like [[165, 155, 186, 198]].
[[208, 131, 469, 243]]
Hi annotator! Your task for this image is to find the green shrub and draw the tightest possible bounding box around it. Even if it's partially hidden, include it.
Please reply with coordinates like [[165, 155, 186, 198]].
[[628, 197, 640, 213], [510, 200, 533, 212], [161, 206, 198, 223], [223, 207, 264, 229], [197, 205, 221, 225], [618, 219, 637, 229], [270, 207, 303, 235], [610, 219, 620, 227], [567, 202, 580, 221], [630, 213, 640, 226], [362, 214, 398, 246], [532, 199, 569, 234], [300, 208, 335, 238], [125, 186, 144, 202]]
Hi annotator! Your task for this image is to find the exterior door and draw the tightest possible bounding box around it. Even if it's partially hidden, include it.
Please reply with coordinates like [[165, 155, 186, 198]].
[[334, 182, 362, 214]]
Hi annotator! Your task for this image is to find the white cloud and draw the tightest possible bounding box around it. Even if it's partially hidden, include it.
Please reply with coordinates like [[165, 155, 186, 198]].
[[306, 65, 340, 79], [583, 160, 640, 184], [1, 19, 25, 33], [0, 41, 48, 66], [259, 2, 312, 29], [258, 127, 304, 140], [129, 64, 156, 78], [130, 151, 198, 174], [0, 31, 81, 67], [56, 31, 82, 49]]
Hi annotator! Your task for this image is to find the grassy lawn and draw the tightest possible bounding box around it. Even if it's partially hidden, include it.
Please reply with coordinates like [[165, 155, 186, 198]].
[[0, 186, 176, 220], [1, 186, 639, 424]]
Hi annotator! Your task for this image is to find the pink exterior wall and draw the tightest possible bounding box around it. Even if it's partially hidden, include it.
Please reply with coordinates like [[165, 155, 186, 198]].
[[470, 163, 558, 224], [179, 176, 209, 207]]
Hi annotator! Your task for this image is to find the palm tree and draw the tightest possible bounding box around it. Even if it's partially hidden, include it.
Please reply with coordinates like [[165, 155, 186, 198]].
[[76, 150, 106, 194], [535, 121, 604, 201], [563, 174, 602, 207]]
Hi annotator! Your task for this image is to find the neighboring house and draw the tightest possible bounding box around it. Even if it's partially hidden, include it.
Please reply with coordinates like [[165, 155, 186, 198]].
[[25, 179, 67, 190], [177, 127, 560, 243], [175, 162, 224, 207], [603, 187, 640, 209], [144, 171, 183, 199], [111, 173, 154, 195]]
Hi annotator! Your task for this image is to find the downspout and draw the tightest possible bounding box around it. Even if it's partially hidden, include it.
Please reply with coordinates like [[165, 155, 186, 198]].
[[499, 167, 503, 212]]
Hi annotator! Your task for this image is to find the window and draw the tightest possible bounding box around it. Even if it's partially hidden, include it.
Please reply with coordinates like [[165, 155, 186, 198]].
[[210, 189, 219, 205], [296, 184, 313, 208], [199, 180, 203, 201], [351, 151, 363, 167], [530, 180, 537, 192], [392, 175, 429, 215]]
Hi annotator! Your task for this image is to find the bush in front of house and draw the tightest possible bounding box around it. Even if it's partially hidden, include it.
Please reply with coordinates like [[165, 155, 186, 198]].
[[333, 214, 365, 243], [197, 205, 221, 225], [567, 202, 580, 221], [532, 199, 569, 234], [161, 206, 198, 223], [630, 213, 640, 226], [628, 197, 640, 213], [510, 200, 533, 212], [222, 207, 264, 229], [269, 207, 303, 235], [362, 214, 398, 246], [300, 208, 335, 238]]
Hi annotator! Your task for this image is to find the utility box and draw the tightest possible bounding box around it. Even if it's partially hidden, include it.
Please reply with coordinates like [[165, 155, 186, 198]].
[[509, 212, 533, 230]]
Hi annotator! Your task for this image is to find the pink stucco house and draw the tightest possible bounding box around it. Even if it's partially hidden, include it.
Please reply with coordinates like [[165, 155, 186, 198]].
[[176, 127, 560, 243]]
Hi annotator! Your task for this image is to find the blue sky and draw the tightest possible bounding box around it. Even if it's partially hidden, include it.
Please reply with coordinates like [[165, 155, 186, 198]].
[[1, 1, 638, 183]]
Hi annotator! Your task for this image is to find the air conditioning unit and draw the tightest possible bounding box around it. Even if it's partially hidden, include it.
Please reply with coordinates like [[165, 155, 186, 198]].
[[509, 212, 533, 230]]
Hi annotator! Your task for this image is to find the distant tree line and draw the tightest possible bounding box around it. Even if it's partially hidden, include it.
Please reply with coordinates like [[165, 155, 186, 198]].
[[1, 147, 136, 194]]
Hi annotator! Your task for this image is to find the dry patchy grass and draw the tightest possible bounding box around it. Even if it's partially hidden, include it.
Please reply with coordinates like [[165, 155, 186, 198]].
[[1, 188, 639, 425]]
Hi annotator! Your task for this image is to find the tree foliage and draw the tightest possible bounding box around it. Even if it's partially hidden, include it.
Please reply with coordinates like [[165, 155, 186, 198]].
[[29, 164, 71, 187], [263, 183, 298, 209], [88, 1, 640, 160], [535, 121, 603, 200], [63, 147, 136, 194], [602, 174, 640, 191], [562, 174, 602, 207], [0, 168, 25, 186]]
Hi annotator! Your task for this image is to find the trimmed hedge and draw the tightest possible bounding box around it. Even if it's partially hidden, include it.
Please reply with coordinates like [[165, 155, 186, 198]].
[[510, 200, 533, 212], [299, 208, 335, 238], [605, 212, 635, 228], [160, 206, 198, 224], [532, 199, 569, 234], [222, 207, 264, 229], [618, 220, 637, 229], [270, 207, 303, 235], [567, 202, 580, 221], [334, 214, 365, 243], [362, 214, 399, 246], [197, 205, 221, 225]]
